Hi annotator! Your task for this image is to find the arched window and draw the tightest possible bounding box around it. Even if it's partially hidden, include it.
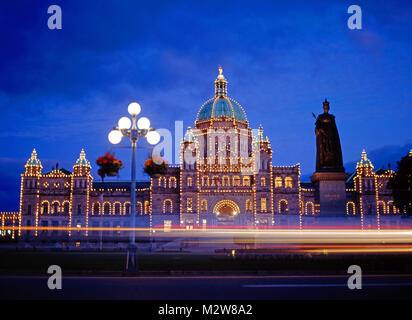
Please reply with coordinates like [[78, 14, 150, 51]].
[[136, 201, 143, 215], [275, 177, 283, 188], [346, 202, 355, 215], [260, 198, 267, 212], [202, 176, 209, 186], [163, 199, 173, 214], [144, 201, 150, 215], [279, 199, 288, 213], [245, 199, 252, 212], [222, 176, 230, 186], [260, 177, 266, 186], [285, 177, 293, 188], [377, 201, 386, 215], [200, 199, 207, 212], [93, 203, 100, 215], [306, 202, 315, 215], [123, 202, 131, 215], [187, 177, 192, 187], [114, 202, 121, 215], [242, 176, 250, 186], [42, 202, 49, 214], [169, 177, 177, 188], [52, 201, 59, 214], [103, 203, 110, 215], [387, 201, 396, 214], [233, 176, 241, 186], [212, 175, 220, 186], [63, 201, 69, 215]]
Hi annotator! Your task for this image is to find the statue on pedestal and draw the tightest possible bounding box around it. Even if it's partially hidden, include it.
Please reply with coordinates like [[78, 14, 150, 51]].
[[314, 99, 344, 172]]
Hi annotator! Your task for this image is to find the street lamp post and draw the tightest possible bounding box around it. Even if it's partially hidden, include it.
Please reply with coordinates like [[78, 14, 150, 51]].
[[108, 102, 160, 273]]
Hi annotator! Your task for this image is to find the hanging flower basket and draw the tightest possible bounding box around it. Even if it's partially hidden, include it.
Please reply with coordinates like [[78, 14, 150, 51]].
[[96, 153, 123, 181], [144, 155, 168, 178]]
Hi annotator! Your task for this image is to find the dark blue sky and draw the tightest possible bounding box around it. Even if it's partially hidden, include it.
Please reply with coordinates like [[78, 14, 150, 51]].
[[0, 0, 411, 210]]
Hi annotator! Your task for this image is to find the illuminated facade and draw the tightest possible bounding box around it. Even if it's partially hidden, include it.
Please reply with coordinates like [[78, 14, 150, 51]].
[[10, 68, 405, 240]]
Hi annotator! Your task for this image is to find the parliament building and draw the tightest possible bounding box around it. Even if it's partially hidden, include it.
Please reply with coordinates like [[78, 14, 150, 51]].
[[5, 68, 405, 240]]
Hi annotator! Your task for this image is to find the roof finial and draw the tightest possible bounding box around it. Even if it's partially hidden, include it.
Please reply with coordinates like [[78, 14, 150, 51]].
[[215, 65, 227, 97]]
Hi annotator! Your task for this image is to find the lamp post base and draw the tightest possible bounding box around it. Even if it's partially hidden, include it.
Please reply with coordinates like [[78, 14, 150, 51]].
[[124, 244, 139, 275]]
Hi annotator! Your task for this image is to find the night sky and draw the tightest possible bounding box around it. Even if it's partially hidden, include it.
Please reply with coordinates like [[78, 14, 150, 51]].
[[0, 0, 411, 211]]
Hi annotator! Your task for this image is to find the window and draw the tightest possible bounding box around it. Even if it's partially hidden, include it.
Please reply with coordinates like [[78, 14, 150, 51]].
[[202, 176, 209, 186], [261, 198, 267, 212], [285, 177, 293, 188], [245, 199, 252, 212], [125, 203, 130, 215], [63, 202, 69, 214], [222, 176, 230, 186], [27, 205, 32, 215], [77, 204, 82, 215], [200, 199, 207, 212], [114, 203, 121, 215], [42, 202, 49, 214], [377, 201, 386, 215], [53, 202, 59, 214], [346, 202, 355, 215], [279, 200, 288, 213], [242, 176, 250, 187], [233, 176, 241, 186], [306, 202, 315, 215], [187, 198, 193, 212], [187, 177, 192, 187], [169, 177, 177, 188], [163, 200, 173, 214], [275, 177, 283, 188], [260, 177, 266, 187], [212, 176, 220, 186], [93, 203, 99, 215], [104, 203, 110, 215]]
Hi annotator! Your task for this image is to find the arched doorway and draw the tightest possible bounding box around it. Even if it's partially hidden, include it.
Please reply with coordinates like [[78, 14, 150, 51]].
[[213, 200, 240, 225]]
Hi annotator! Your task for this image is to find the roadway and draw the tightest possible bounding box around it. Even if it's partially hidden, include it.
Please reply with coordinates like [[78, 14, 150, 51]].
[[1, 274, 411, 300]]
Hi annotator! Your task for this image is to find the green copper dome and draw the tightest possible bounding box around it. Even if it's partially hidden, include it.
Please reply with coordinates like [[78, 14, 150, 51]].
[[197, 97, 247, 122], [356, 150, 374, 169], [26, 149, 42, 168], [196, 66, 248, 123], [74, 149, 91, 168]]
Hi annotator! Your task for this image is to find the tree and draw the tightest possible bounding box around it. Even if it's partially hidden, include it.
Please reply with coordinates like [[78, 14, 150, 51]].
[[388, 151, 412, 214]]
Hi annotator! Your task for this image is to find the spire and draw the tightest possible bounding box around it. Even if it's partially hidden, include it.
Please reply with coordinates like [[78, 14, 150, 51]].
[[356, 149, 374, 169], [214, 65, 227, 97], [25, 148, 42, 168], [74, 149, 91, 168], [183, 126, 195, 142], [258, 125, 264, 140]]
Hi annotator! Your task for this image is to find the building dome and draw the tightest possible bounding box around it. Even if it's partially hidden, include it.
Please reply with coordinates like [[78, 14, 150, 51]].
[[195, 66, 248, 123], [197, 97, 247, 122], [74, 149, 91, 168], [183, 126, 196, 142], [25, 149, 42, 168], [356, 150, 374, 169]]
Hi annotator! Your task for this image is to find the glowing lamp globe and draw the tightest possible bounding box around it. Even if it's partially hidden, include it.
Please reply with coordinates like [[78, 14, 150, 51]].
[[137, 117, 150, 130], [146, 130, 160, 145], [108, 130, 122, 144], [128, 102, 141, 116], [118, 117, 131, 130]]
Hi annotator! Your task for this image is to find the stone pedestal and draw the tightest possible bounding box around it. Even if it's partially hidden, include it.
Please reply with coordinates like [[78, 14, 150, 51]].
[[311, 171, 349, 216]]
